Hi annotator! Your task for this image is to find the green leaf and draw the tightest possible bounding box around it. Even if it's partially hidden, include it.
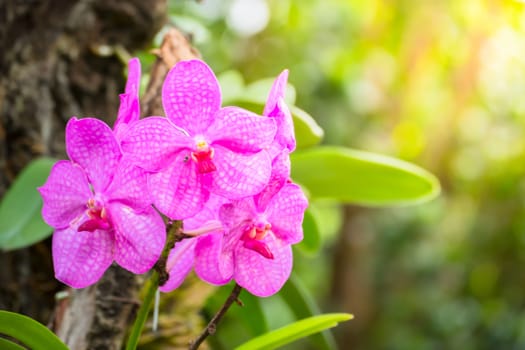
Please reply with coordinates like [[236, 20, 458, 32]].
[[0, 311, 69, 350], [0, 337, 26, 350], [280, 274, 337, 350], [234, 313, 352, 350], [0, 157, 55, 251], [290, 106, 324, 148], [296, 209, 321, 254], [291, 146, 440, 206]]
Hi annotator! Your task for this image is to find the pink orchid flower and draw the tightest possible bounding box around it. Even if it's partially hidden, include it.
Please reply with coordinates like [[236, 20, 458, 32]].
[[121, 59, 277, 220], [194, 152, 308, 297], [264, 70, 296, 159], [39, 117, 165, 288]]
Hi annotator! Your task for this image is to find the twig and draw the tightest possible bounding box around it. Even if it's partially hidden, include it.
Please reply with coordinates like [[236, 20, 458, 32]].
[[154, 219, 184, 286], [189, 283, 243, 350]]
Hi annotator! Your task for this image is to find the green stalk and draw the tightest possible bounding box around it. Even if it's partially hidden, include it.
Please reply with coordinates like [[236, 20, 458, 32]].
[[125, 219, 183, 350], [125, 272, 159, 350]]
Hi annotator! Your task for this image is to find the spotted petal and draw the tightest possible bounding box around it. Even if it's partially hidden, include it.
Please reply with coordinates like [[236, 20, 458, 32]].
[[162, 60, 221, 135], [125, 57, 141, 99], [194, 233, 233, 285], [160, 238, 197, 292], [271, 98, 296, 153], [114, 57, 141, 142], [121, 117, 192, 172], [207, 107, 276, 153], [66, 117, 121, 192], [264, 70, 288, 117], [185, 194, 227, 230], [149, 152, 208, 219], [105, 159, 152, 210], [209, 145, 271, 199], [110, 202, 165, 274], [52, 225, 114, 288], [254, 150, 291, 210], [266, 183, 308, 244], [234, 233, 292, 297], [39, 161, 90, 229], [218, 198, 254, 231]]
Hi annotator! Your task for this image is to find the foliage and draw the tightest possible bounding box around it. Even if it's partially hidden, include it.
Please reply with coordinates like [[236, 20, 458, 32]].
[[164, 0, 525, 349], [0, 158, 54, 251], [235, 313, 352, 350], [0, 310, 68, 350]]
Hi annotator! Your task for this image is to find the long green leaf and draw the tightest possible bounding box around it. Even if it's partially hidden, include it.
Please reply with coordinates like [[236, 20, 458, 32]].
[[291, 146, 440, 206], [280, 274, 337, 350], [234, 313, 352, 350], [0, 311, 68, 350], [290, 106, 324, 148], [0, 158, 55, 251], [0, 337, 26, 350]]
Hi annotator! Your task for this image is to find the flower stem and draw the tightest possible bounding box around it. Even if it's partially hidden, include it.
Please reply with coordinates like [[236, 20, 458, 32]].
[[125, 219, 184, 350], [125, 272, 159, 350], [156, 219, 184, 286], [189, 283, 243, 350]]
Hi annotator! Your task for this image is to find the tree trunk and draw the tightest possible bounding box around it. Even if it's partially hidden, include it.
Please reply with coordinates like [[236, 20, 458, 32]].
[[0, 0, 166, 348]]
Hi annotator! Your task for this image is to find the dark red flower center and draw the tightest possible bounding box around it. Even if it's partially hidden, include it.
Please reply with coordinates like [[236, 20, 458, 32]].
[[241, 223, 274, 259], [77, 199, 111, 232]]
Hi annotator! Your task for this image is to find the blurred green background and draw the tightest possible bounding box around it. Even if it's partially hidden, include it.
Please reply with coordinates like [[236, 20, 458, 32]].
[[154, 1, 525, 349]]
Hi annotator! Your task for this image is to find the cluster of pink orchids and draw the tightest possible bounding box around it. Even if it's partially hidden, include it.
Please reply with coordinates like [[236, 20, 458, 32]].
[[38, 59, 308, 297]]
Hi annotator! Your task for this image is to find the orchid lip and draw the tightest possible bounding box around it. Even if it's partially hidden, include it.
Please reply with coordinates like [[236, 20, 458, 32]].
[[241, 222, 274, 259], [77, 198, 111, 232]]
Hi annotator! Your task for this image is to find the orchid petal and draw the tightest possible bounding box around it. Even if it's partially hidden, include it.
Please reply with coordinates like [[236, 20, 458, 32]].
[[159, 238, 197, 292], [194, 233, 233, 285], [149, 153, 208, 219], [114, 58, 141, 142], [218, 198, 255, 231], [234, 233, 292, 297], [110, 202, 165, 274], [264, 69, 288, 117], [105, 159, 152, 210], [266, 183, 308, 244], [184, 194, 228, 230], [162, 60, 221, 134], [66, 117, 121, 192], [209, 145, 271, 199], [254, 150, 291, 210], [120, 117, 192, 172], [114, 94, 139, 144], [38, 161, 90, 229], [272, 98, 296, 152], [207, 107, 276, 152], [52, 225, 114, 288], [125, 57, 141, 98]]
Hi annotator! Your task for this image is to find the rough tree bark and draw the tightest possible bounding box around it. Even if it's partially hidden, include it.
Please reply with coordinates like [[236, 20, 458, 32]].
[[0, 0, 166, 348]]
